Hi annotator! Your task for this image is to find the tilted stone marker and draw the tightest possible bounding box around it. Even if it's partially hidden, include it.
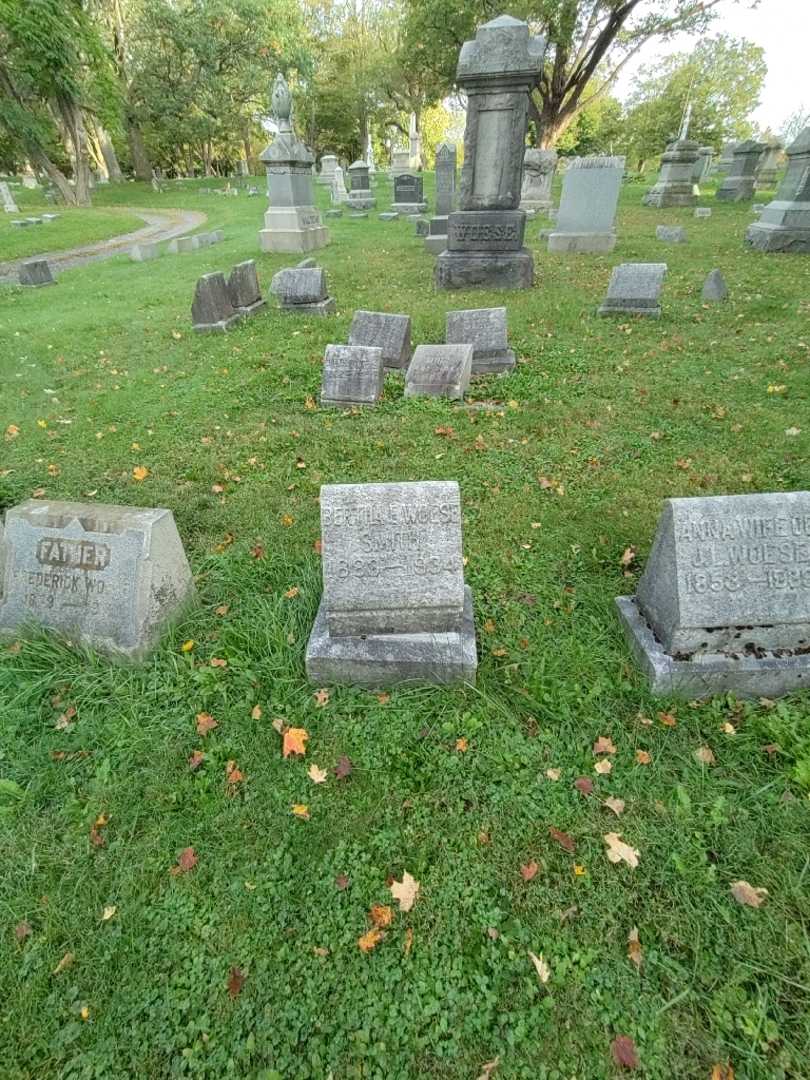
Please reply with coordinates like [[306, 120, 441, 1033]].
[[405, 345, 472, 400], [702, 269, 728, 301], [715, 141, 737, 175], [0, 499, 195, 661], [191, 272, 243, 332], [305, 481, 477, 686], [691, 146, 714, 185], [598, 263, 667, 318], [226, 260, 266, 317], [19, 259, 55, 288], [656, 225, 687, 243], [269, 266, 335, 314], [0, 181, 19, 213], [520, 148, 557, 212], [616, 492, 810, 698], [548, 156, 624, 253], [643, 139, 699, 207], [320, 344, 384, 407], [446, 306, 515, 374], [130, 242, 159, 262], [436, 16, 545, 290], [348, 311, 411, 370], [716, 141, 764, 202], [745, 127, 810, 253]]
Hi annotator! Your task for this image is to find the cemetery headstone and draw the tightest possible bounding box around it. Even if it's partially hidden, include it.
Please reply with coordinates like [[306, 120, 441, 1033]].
[[694, 207, 712, 218], [258, 74, 329, 253], [191, 272, 243, 332], [226, 260, 266, 317], [702, 268, 728, 301], [715, 141, 737, 175], [520, 148, 557, 212], [269, 266, 336, 314], [348, 311, 412, 370], [642, 139, 699, 207], [0, 181, 19, 213], [305, 480, 477, 686], [404, 345, 472, 400], [597, 262, 667, 318], [392, 172, 427, 214], [130, 242, 160, 262], [435, 16, 545, 290], [18, 259, 55, 287], [320, 345, 384, 407], [656, 225, 687, 243], [745, 127, 810, 253], [716, 140, 764, 202], [0, 499, 195, 661], [425, 142, 457, 255], [691, 146, 714, 184], [755, 138, 782, 189], [331, 166, 349, 205], [317, 154, 338, 187], [548, 156, 624, 252], [445, 306, 515, 374], [390, 149, 411, 176], [346, 161, 376, 210], [616, 491, 810, 698]]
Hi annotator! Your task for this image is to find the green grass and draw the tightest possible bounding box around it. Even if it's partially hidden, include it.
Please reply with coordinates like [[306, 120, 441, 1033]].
[[1, 173, 809, 1080], [1, 188, 145, 261]]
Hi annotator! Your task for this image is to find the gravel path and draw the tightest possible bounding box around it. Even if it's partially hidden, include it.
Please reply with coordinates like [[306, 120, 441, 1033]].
[[0, 207, 208, 283]]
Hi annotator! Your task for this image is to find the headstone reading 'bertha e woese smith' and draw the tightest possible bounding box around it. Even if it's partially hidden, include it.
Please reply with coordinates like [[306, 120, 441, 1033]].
[[305, 481, 477, 687], [320, 344, 384, 407], [0, 499, 195, 661], [616, 492, 810, 698], [348, 311, 412, 370], [405, 344, 472, 400]]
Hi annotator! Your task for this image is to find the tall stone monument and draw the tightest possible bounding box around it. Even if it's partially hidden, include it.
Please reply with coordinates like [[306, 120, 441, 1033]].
[[547, 156, 623, 253], [642, 139, 699, 207], [390, 149, 410, 176], [425, 142, 457, 255], [520, 148, 557, 212], [716, 140, 764, 202], [435, 15, 545, 291], [258, 74, 329, 253], [745, 127, 810, 253], [408, 113, 422, 170], [755, 138, 782, 189]]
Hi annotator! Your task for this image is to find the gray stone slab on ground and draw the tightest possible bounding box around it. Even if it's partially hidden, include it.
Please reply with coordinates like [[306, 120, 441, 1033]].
[[694, 207, 712, 218], [702, 269, 728, 301], [325, 209, 343, 219], [405, 344, 472, 400], [177, 236, 200, 253], [18, 259, 55, 287], [656, 225, 686, 243], [270, 266, 327, 304], [320, 344, 384, 407], [192, 272, 243, 332], [445, 306, 515, 374], [130, 241, 160, 261], [379, 212, 399, 221], [598, 262, 667, 317], [0, 499, 195, 661], [348, 310, 411, 370], [616, 491, 810, 698], [226, 260, 266, 316]]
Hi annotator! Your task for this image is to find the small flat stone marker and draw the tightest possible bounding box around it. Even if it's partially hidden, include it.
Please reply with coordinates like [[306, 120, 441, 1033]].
[[598, 263, 667, 318], [656, 225, 686, 243], [348, 311, 411, 370], [320, 344, 384, 407], [349, 211, 369, 219], [325, 209, 343, 219], [226, 260, 266, 317], [0, 499, 195, 661], [130, 241, 160, 261], [405, 344, 472, 400], [445, 307, 515, 374], [191, 272, 243, 332], [177, 236, 200, 253], [694, 207, 712, 218], [305, 480, 477, 686], [269, 267, 336, 314], [18, 259, 55, 288], [702, 268, 728, 301], [616, 491, 810, 698], [379, 212, 399, 221], [414, 218, 429, 237]]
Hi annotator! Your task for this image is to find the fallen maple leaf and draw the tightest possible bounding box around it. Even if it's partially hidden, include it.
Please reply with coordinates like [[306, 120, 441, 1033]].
[[225, 760, 244, 785], [313, 688, 330, 707], [604, 833, 640, 868], [730, 880, 768, 908], [334, 754, 353, 780], [101, 905, 117, 922], [308, 763, 327, 783], [574, 777, 593, 795], [227, 966, 246, 998], [594, 759, 612, 775], [52, 951, 74, 975], [210, 657, 227, 668], [390, 870, 420, 912], [635, 749, 651, 765], [528, 950, 551, 984], [456, 737, 469, 752], [358, 928, 383, 953], [370, 904, 393, 928], [549, 826, 575, 853], [694, 746, 716, 765], [132, 465, 149, 482], [603, 796, 626, 817], [188, 750, 205, 770], [291, 804, 310, 819], [196, 712, 217, 736], [520, 861, 539, 881], [170, 847, 198, 875], [611, 1035, 639, 1069], [251, 704, 262, 720], [658, 711, 677, 727], [545, 768, 561, 781], [283, 727, 308, 758], [593, 736, 617, 754], [627, 927, 642, 970]]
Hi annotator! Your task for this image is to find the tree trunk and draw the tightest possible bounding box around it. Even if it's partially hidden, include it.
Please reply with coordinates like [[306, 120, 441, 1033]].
[[97, 123, 123, 181], [29, 145, 79, 205], [56, 97, 92, 205], [126, 118, 152, 181]]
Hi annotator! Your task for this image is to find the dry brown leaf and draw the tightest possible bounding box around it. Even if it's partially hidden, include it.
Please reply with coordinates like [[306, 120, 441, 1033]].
[[370, 904, 393, 928], [627, 927, 642, 970], [603, 796, 626, 817], [283, 727, 308, 758], [52, 951, 74, 976], [611, 1035, 639, 1069], [574, 777, 593, 795], [593, 736, 617, 755], [15, 921, 32, 942], [476, 1057, 500, 1080], [251, 704, 262, 720], [227, 966, 246, 998], [520, 861, 540, 881], [711, 1063, 735, 1080], [549, 826, 575, 853], [658, 711, 677, 727], [170, 846, 198, 875], [730, 880, 768, 908], [594, 759, 612, 775], [694, 746, 716, 765], [635, 749, 651, 765], [390, 870, 420, 912], [604, 832, 640, 868], [358, 928, 383, 953], [313, 688, 330, 707], [455, 737, 469, 752], [188, 750, 205, 770], [528, 950, 551, 983], [404, 927, 414, 955]]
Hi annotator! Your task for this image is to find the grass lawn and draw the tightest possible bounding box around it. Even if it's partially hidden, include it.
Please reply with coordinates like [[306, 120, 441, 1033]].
[[1, 173, 809, 1080], [1, 189, 145, 262]]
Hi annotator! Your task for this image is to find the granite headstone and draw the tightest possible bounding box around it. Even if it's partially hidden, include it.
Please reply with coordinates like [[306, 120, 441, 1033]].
[[548, 156, 624, 253], [348, 311, 411, 370], [404, 344, 472, 400], [320, 344, 384, 407], [597, 263, 667, 318], [445, 306, 515, 373]]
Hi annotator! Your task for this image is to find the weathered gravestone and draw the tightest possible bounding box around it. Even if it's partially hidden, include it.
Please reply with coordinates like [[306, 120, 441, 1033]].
[[19, 259, 55, 288], [405, 345, 472, 400], [694, 207, 712, 218], [331, 166, 348, 205], [520, 148, 557, 212], [656, 225, 687, 243], [745, 127, 810, 253], [755, 138, 782, 189], [305, 481, 477, 686], [716, 141, 764, 202], [692, 146, 714, 185], [642, 140, 699, 207], [191, 272, 243, 332], [317, 154, 338, 187], [348, 311, 412, 370], [269, 266, 336, 314], [702, 269, 728, 301], [435, 16, 545, 290], [445, 306, 515, 374], [390, 149, 411, 175], [715, 141, 737, 175], [616, 492, 810, 698], [320, 345, 384, 407], [597, 263, 667, 318], [226, 260, 266, 317], [547, 156, 624, 253], [392, 172, 427, 214], [425, 142, 457, 254], [0, 499, 195, 661], [130, 242, 159, 262], [0, 181, 19, 213], [346, 161, 376, 211]]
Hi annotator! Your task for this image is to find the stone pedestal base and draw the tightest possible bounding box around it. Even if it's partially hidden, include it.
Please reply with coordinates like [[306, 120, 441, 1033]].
[[716, 179, 756, 202], [279, 297, 336, 316], [520, 199, 552, 213], [425, 234, 447, 254], [193, 312, 245, 334], [347, 194, 376, 211], [642, 189, 697, 208], [306, 587, 477, 687], [472, 350, 516, 375], [547, 231, 616, 254], [259, 206, 329, 254], [616, 596, 810, 700], [434, 249, 533, 290], [745, 222, 810, 253], [392, 201, 427, 214]]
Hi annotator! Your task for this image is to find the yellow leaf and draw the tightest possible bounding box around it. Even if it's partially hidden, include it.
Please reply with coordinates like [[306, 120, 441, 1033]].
[[308, 763, 327, 783], [132, 465, 149, 482], [180, 640, 195, 653], [80, 1006, 90, 1021], [545, 768, 561, 781], [528, 950, 551, 984], [573, 864, 587, 876], [603, 832, 640, 869], [101, 905, 117, 922], [291, 804, 310, 819], [281, 513, 294, 527], [594, 759, 612, 775], [627, 926, 642, 970], [390, 870, 420, 912], [52, 951, 75, 976], [251, 704, 262, 720]]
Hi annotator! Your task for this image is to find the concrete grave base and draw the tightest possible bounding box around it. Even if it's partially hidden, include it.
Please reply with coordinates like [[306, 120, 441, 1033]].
[[435, 249, 534, 290], [279, 298, 336, 315], [424, 234, 447, 254], [598, 300, 661, 318], [547, 231, 616, 253], [616, 596, 810, 700], [745, 222, 810, 253], [235, 298, 267, 317], [193, 312, 244, 333], [259, 225, 329, 253], [471, 350, 516, 375], [306, 586, 477, 688], [392, 202, 427, 214]]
